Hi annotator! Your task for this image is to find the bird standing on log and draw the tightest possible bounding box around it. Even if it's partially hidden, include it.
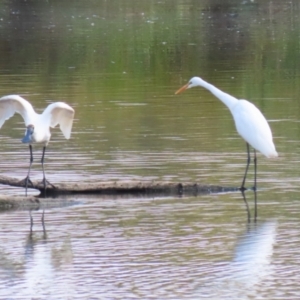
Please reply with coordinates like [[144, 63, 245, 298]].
[[0, 95, 75, 196]]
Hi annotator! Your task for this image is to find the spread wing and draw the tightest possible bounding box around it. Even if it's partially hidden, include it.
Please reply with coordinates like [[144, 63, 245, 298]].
[[43, 102, 75, 139], [0, 95, 35, 127]]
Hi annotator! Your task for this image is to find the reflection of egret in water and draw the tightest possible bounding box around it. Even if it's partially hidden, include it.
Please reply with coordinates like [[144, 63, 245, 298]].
[[22, 233, 75, 298], [0, 225, 51, 298], [23, 226, 52, 294], [241, 189, 257, 222], [29, 209, 46, 234], [0, 210, 47, 296], [193, 220, 277, 299], [0, 225, 75, 298]]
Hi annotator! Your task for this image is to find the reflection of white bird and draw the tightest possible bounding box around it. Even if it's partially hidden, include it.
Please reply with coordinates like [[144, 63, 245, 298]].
[[175, 77, 278, 190], [0, 95, 75, 195], [224, 221, 277, 294], [193, 221, 277, 299]]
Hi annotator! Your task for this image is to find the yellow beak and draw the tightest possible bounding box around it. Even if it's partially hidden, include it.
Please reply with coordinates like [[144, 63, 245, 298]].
[[175, 83, 189, 95]]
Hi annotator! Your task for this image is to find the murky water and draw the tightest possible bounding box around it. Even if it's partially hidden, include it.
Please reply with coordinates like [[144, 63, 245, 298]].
[[0, 0, 300, 299]]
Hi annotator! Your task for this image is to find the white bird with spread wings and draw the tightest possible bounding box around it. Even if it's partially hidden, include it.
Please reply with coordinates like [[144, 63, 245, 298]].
[[0, 95, 75, 195]]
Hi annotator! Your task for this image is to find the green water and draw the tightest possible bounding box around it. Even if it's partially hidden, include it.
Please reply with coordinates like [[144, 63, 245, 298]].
[[0, 1, 300, 299]]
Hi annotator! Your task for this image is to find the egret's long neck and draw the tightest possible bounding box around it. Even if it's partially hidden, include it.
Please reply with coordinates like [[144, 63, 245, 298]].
[[200, 81, 238, 111]]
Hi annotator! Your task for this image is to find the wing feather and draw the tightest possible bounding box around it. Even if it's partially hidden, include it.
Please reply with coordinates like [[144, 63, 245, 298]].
[[0, 95, 35, 127], [233, 100, 277, 157], [43, 102, 75, 139]]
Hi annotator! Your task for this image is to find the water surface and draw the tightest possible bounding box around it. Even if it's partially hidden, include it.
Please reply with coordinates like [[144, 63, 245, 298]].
[[0, 1, 300, 299]]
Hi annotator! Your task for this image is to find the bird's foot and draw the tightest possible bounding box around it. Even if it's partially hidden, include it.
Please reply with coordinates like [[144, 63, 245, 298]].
[[39, 178, 56, 190], [19, 176, 34, 188], [39, 178, 55, 198]]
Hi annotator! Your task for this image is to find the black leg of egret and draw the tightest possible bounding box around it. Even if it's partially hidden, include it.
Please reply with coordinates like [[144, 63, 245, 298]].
[[240, 143, 251, 191], [40, 146, 55, 197], [254, 149, 257, 221], [41, 146, 47, 195], [253, 149, 257, 191], [25, 145, 34, 196]]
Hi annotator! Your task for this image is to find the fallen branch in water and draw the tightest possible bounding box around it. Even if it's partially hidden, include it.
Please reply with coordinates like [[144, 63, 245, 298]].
[[0, 194, 76, 210], [0, 175, 238, 197]]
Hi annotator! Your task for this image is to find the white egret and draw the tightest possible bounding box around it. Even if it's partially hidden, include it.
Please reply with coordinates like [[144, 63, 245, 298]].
[[175, 77, 278, 190], [0, 95, 75, 195]]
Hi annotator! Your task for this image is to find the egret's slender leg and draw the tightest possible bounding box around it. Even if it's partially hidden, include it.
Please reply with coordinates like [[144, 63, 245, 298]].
[[40, 146, 55, 196], [41, 146, 47, 195], [241, 190, 251, 223], [253, 149, 257, 191], [41, 146, 46, 182], [240, 143, 251, 191], [254, 149, 257, 221], [25, 145, 33, 196]]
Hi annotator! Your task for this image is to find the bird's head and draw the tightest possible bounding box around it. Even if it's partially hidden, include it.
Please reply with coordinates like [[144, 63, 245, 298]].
[[175, 77, 204, 94], [22, 124, 35, 144]]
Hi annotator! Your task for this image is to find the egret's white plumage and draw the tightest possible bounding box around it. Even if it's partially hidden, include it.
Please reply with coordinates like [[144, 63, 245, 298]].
[[175, 77, 278, 189], [0, 94, 75, 195]]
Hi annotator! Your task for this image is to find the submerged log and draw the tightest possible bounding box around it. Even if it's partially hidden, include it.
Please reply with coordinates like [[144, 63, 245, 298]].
[[0, 194, 76, 210], [0, 175, 238, 197]]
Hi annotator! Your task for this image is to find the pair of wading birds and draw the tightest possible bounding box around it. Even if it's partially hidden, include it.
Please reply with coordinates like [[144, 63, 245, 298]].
[[0, 76, 277, 196]]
